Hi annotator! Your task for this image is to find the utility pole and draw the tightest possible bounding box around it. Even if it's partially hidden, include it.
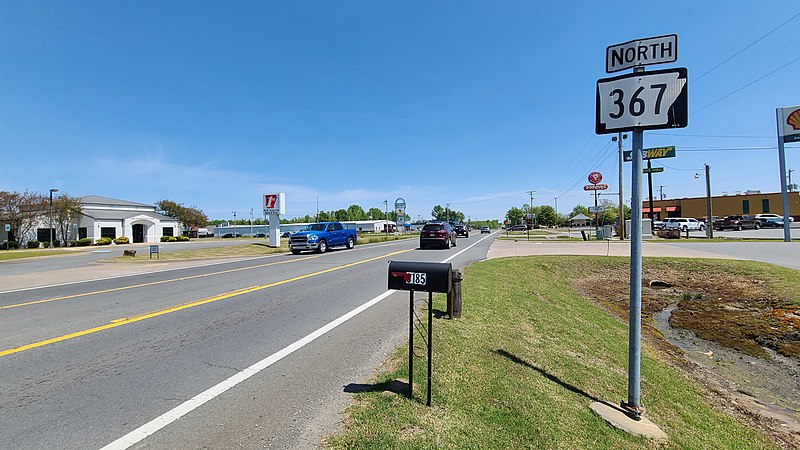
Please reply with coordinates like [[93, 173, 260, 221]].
[[316, 196, 319, 223], [658, 186, 665, 200], [384, 199, 389, 235], [526, 190, 535, 228], [232, 211, 237, 237], [613, 133, 627, 240], [789, 169, 795, 191], [445, 203, 450, 223], [704, 164, 713, 240]]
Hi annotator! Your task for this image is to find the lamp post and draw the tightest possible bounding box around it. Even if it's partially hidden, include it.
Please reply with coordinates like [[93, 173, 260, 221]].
[[695, 164, 713, 239], [49, 188, 59, 248], [232, 211, 236, 237], [383, 199, 388, 235]]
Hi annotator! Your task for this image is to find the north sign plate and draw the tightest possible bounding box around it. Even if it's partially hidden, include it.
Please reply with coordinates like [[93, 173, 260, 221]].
[[596, 68, 688, 134], [606, 34, 677, 73]]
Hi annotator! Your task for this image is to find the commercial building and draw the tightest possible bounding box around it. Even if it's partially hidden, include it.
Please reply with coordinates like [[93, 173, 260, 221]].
[[71, 196, 179, 243], [642, 191, 800, 221]]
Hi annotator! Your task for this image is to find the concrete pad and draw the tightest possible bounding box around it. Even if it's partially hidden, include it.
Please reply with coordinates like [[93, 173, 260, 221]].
[[590, 401, 668, 441], [486, 239, 739, 260]]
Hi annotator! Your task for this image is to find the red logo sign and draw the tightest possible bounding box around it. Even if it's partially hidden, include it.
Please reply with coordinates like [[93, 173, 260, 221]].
[[264, 194, 278, 209], [588, 172, 603, 184]]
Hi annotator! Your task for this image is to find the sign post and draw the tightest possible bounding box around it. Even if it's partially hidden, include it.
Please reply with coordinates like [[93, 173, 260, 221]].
[[596, 34, 687, 420], [777, 106, 799, 242], [584, 172, 608, 231], [263, 193, 286, 247], [394, 198, 407, 234]]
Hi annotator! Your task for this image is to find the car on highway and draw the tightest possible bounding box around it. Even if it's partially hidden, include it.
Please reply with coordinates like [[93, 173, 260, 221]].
[[453, 224, 469, 237], [718, 215, 759, 231], [480, 226, 490, 234], [419, 222, 457, 249], [508, 224, 528, 232], [289, 222, 357, 254], [664, 218, 705, 232]]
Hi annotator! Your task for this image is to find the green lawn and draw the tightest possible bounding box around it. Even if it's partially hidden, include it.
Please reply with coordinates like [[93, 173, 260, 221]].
[[0, 249, 75, 261], [325, 256, 777, 449]]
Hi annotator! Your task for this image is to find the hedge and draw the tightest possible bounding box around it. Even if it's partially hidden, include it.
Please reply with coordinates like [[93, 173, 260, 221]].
[[96, 237, 112, 246], [114, 236, 130, 244]]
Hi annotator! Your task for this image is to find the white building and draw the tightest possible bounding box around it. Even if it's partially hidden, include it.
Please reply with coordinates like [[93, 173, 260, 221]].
[[75, 196, 180, 243]]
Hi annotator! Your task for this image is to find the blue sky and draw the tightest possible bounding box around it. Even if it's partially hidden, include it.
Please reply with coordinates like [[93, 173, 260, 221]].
[[1, 1, 798, 222]]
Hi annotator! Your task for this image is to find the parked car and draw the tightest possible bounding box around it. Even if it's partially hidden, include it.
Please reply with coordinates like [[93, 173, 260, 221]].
[[754, 213, 794, 223], [253, 233, 266, 238], [664, 218, 705, 232], [419, 222, 457, 249], [280, 231, 294, 238], [480, 226, 490, 234], [453, 224, 469, 237], [652, 220, 665, 230], [508, 224, 528, 232], [718, 215, 759, 231], [759, 217, 785, 228], [221, 233, 242, 238]]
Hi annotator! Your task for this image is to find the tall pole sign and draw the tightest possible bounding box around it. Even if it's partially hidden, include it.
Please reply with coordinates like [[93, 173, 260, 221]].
[[263, 193, 286, 247], [596, 34, 687, 420], [394, 198, 407, 233], [777, 106, 799, 242]]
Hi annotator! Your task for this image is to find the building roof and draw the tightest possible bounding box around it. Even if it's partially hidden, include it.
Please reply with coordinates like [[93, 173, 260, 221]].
[[81, 209, 176, 222], [570, 213, 591, 221], [79, 195, 153, 208]]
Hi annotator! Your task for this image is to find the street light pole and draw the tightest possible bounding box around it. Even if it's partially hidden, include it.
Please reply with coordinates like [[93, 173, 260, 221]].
[[384, 199, 388, 235], [49, 188, 59, 248], [704, 164, 713, 240], [232, 211, 236, 237]]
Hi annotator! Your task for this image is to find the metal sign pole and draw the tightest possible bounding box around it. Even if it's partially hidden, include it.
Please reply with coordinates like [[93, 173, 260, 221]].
[[427, 291, 433, 407], [776, 108, 792, 242], [626, 68, 645, 417]]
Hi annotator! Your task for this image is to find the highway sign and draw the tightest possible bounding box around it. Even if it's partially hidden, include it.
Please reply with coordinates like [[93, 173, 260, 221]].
[[624, 146, 676, 162], [596, 68, 688, 134], [643, 167, 664, 173], [588, 172, 603, 184], [584, 184, 609, 191], [606, 34, 677, 73]]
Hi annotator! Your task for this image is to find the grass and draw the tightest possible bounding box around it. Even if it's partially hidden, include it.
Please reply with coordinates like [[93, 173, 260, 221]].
[[0, 249, 77, 261], [325, 256, 779, 449]]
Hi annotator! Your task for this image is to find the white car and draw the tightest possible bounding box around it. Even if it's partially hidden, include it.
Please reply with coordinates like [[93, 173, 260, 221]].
[[664, 217, 705, 232], [754, 213, 794, 222]]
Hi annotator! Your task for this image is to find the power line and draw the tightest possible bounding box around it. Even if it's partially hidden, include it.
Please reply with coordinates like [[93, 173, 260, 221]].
[[692, 54, 800, 115], [648, 132, 772, 139], [692, 10, 800, 84]]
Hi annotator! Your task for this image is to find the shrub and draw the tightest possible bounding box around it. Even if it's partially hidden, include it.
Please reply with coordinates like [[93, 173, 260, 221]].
[[176, 235, 190, 241], [68, 240, 78, 247], [28, 240, 40, 249], [96, 237, 112, 246], [114, 236, 130, 244], [1, 241, 18, 250], [76, 238, 93, 247], [42, 241, 50, 248]]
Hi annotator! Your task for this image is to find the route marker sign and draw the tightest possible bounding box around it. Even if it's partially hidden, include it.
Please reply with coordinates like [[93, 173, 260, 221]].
[[606, 34, 677, 73], [596, 68, 688, 134]]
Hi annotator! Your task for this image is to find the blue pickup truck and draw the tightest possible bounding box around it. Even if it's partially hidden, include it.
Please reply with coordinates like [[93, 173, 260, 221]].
[[289, 222, 357, 254]]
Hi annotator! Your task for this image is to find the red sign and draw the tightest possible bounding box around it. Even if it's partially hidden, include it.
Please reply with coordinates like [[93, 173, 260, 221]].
[[264, 194, 278, 209], [588, 172, 603, 184], [584, 184, 609, 191]]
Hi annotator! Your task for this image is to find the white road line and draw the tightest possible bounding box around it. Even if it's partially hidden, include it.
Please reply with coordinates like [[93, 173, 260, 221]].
[[100, 231, 495, 449]]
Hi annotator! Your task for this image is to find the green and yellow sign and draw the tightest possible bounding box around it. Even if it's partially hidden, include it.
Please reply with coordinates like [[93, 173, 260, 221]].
[[624, 146, 676, 162]]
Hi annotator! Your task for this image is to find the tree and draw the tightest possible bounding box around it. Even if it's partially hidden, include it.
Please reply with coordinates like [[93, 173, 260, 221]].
[[506, 206, 525, 225], [155, 200, 208, 235], [569, 205, 590, 219], [431, 205, 464, 222], [334, 209, 349, 221], [367, 207, 385, 220], [535, 205, 558, 227], [346, 204, 367, 221], [317, 211, 332, 222], [0, 190, 46, 245], [52, 194, 82, 246]]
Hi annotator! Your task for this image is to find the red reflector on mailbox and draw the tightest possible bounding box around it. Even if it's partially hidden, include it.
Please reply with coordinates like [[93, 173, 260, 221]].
[[388, 261, 452, 293]]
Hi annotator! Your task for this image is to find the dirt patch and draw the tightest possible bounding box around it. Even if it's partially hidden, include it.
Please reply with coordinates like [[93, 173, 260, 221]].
[[570, 258, 800, 449]]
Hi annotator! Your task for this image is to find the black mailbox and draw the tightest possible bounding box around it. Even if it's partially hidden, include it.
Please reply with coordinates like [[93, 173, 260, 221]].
[[388, 261, 452, 293]]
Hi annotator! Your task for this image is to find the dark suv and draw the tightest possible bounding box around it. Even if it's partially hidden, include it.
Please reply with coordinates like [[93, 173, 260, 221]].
[[718, 215, 759, 231], [420, 222, 457, 249], [453, 225, 469, 237]]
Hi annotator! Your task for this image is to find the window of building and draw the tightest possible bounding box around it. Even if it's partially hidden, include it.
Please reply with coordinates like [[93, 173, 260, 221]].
[[78, 227, 87, 239], [163, 227, 174, 237], [742, 199, 750, 214], [762, 198, 769, 213], [100, 227, 116, 239]]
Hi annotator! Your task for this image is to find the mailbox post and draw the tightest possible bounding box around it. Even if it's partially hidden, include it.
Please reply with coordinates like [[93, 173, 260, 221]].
[[388, 261, 452, 407]]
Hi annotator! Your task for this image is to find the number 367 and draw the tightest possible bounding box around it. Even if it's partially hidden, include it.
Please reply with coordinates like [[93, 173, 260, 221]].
[[608, 84, 667, 119]]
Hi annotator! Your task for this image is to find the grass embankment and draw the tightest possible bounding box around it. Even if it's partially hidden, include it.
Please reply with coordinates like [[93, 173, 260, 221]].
[[0, 249, 79, 261], [326, 256, 778, 449]]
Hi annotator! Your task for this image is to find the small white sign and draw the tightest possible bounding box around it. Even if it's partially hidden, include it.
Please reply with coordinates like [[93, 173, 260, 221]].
[[606, 34, 677, 73], [778, 105, 800, 143]]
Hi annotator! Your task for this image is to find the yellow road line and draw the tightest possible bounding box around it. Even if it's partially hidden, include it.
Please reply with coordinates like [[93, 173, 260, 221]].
[[0, 248, 412, 357], [0, 255, 321, 311]]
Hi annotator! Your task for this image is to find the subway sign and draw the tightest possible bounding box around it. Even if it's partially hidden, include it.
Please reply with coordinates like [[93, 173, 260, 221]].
[[623, 146, 675, 162]]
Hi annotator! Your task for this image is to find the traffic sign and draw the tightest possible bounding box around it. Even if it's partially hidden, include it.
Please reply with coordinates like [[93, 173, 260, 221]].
[[584, 184, 609, 191], [643, 167, 664, 173], [606, 34, 677, 73], [596, 68, 688, 134], [624, 146, 676, 162], [588, 172, 603, 184], [4, 224, 9, 232], [588, 206, 606, 213]]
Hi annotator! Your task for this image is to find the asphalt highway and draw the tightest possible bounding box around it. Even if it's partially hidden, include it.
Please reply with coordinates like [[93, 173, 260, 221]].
[[0, 232, 497, 449]]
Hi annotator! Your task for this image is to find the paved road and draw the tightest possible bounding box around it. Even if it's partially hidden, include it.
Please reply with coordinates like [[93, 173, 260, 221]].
[[0, 232, 496, 449]]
